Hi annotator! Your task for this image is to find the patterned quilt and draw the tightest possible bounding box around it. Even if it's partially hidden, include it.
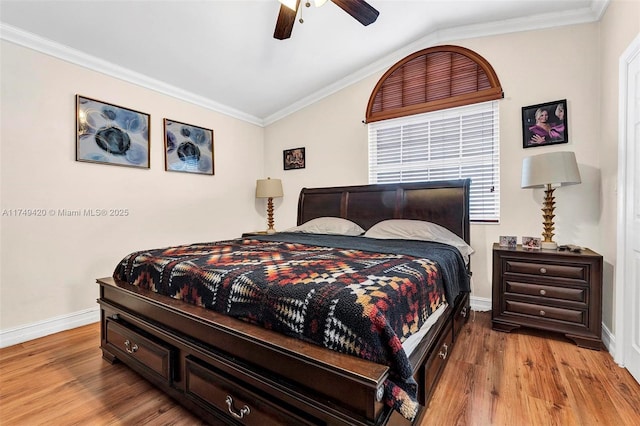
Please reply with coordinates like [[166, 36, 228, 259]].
[[113, 233, 469, 421]]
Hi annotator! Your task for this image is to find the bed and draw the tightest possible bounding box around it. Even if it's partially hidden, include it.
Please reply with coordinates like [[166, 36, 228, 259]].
[[97, 179, 472, 425]]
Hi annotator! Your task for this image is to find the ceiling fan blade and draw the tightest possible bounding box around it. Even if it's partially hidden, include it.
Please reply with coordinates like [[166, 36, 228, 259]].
[[274, 0, 300, 40], [332, 0, 379, 26]]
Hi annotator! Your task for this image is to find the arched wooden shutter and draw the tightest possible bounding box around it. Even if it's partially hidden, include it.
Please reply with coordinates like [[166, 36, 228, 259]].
[[366, 45, 503, 123]]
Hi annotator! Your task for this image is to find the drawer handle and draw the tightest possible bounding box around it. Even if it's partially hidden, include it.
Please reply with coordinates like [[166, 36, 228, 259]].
[[226, 396, 250, 419], [539, 310, 546, 316], [539, 289, 547, 296], [539, 267, 547, 274], [460, 307, 468, 318], [124, 340, 138, 354], [438, 343, 449, 360]]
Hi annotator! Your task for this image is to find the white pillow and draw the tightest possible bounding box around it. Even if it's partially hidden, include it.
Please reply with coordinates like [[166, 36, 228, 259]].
[[364, 219, 474, 259], [285, 217, 365, 236]]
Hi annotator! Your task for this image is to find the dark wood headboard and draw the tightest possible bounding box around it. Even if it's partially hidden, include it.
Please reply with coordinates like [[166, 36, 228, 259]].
[[297, 179, 471, 244]]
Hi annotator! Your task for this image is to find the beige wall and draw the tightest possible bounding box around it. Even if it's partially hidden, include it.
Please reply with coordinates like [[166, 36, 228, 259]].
[[0, 41, 265, 330], [2, 0, 637, 340], [265, 22, 603, 305], [598, 0, 640, 332]]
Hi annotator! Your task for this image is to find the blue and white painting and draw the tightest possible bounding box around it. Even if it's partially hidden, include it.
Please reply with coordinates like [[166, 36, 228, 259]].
[[164, 119, 214, 175], [76, 95, 150, 168]]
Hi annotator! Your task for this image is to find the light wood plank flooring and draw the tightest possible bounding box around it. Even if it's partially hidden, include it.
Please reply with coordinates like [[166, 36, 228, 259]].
[[1, 312, 638, 425]]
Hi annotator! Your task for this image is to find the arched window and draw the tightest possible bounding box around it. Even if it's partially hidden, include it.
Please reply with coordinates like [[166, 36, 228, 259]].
[[366, 45, 503, 222]]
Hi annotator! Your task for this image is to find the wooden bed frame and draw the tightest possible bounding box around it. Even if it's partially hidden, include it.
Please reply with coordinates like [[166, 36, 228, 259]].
[[98, 179, 472, 425]]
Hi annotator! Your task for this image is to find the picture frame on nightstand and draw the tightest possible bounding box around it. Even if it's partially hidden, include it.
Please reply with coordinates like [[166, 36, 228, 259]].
[[499, 236, 517, 247], [522, 236, 541, 249]]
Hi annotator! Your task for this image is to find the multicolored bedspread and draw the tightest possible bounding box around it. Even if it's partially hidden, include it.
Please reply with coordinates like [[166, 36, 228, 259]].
[[112, 233, 469, 421]]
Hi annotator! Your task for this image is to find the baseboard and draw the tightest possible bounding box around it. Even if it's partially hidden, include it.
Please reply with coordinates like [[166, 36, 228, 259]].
[[0, 307, 100, 348], [602, 322, 614, 356], [470, 295, 491, 312], [0, 300, 612, 357]]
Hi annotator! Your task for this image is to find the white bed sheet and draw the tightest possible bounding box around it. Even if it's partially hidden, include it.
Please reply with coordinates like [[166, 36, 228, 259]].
[[402, 302, 448, 356]]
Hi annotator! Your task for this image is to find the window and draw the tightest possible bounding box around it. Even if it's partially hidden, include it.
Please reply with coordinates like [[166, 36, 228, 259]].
[[366, 45, 503, 222], [368, 101, 500, 222]]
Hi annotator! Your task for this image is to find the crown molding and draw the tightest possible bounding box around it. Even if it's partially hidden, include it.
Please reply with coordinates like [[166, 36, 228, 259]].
[[1, 1, 609, 128], [263, 0, 610, 125], [0, 23, 265, 127]]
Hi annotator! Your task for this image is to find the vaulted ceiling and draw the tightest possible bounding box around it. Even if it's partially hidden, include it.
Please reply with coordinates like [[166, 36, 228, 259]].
[[0, 0, 607, 125]]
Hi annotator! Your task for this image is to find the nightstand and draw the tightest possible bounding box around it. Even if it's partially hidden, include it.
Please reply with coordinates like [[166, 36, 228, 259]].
[[491, 243, 603, 350]]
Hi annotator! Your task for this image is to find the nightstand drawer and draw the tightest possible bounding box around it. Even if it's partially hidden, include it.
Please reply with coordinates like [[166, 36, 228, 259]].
[[505, 260, 586, 280], [505, 300, 584, 324], [505, 280, 586, 303]]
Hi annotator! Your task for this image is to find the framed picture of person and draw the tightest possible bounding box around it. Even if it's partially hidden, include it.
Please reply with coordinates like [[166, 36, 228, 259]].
[[499, 235, 517, 248], [522, 236, 542, 250], [521, 99, 568, 149]]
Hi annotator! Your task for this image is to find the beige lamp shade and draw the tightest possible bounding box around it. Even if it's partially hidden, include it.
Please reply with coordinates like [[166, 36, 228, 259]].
[[256, 178, 283, 198], [521, 151, 581, 188]]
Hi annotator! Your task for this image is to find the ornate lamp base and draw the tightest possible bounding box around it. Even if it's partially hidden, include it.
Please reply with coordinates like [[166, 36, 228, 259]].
[[265, 197, 276, 233], [541, 184, 557, 249], [541, 241, 558, 250]]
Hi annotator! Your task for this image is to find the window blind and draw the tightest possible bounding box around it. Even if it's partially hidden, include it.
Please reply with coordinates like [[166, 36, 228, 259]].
[[366, 45, 503, 123], [368, 101, 500, 222]]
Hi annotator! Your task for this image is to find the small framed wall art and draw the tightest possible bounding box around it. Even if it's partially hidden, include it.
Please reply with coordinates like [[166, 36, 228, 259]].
[[522, 99, 568, 149], [76, 95, 150, 168], [164, 119, 214, 175], [283, 147, 305, 170]]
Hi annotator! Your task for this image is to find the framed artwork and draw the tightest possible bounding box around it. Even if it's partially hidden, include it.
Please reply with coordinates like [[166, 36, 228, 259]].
[[283, 147, 305, 170], [522, 99, 568, 149], [76, 95, 150, 168], [164, 119, 214, 175], [522, 236, 541, 249]]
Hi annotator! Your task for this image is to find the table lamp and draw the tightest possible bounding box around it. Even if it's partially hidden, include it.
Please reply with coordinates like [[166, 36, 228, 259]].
[[521, 151, 581, 249], [256, 177, 283, 234]]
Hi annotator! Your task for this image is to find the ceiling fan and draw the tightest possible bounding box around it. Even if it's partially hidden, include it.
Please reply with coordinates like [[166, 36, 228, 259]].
[[274, 0, 379, 40]]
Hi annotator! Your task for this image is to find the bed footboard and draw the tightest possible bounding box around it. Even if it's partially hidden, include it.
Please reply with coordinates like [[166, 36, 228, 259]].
[[98, 277, 469, 425]]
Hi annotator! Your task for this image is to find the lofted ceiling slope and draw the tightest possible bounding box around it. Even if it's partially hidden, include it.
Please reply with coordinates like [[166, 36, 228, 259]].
[[0, 0, 608, 125]]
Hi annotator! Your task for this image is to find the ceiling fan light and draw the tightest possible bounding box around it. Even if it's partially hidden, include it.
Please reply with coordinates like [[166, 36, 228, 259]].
[[314, 0, 328, 6], [278, 0, 298, 11]]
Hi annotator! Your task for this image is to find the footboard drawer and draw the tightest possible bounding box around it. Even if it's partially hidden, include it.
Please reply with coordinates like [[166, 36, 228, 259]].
[[105, 319, 174, 382], [423, 321, 454, 401], [453, 292, 470, 341], [185, 357, 317, 426]]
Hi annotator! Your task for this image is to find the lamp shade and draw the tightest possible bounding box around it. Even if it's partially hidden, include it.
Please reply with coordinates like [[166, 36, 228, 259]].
[[521, 151, 581, 189], [256, 178, 283, 198]]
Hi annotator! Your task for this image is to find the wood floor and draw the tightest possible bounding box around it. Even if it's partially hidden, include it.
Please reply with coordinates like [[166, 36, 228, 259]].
[[1, 312, 638, 425]]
